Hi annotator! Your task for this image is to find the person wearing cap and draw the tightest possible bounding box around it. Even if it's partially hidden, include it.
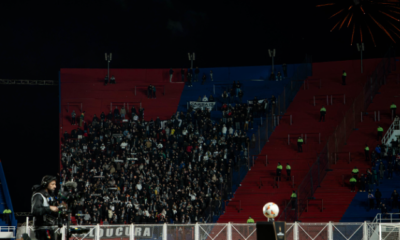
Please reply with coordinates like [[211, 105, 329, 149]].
[[286, 163, 291, 181], [247, 216, 255, 223], [342, 70, 347, 85], [390, 102, 397, 117], [377, 126, 384, 141], [276, 162, 283, 180], [297, 136, 303, 152], [350, 176, 357, 192], [31, 176, 59, 240], [319, 106, 327, 122], [291, 191, 297, 210], [364, 144, 370, 162]]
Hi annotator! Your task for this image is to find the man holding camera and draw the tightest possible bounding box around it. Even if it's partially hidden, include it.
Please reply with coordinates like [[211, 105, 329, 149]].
[[31, 175, 59, 240]]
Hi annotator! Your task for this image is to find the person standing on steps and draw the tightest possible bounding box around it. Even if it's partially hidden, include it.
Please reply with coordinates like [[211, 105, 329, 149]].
[[238, 90, 244, 103], [365, 144, 370, 162], [319, 106, 326, 122], [391, 190, 399, 209], [377, 125, 384, 141], [360, 173, 366, 192], [291, 191, 297, 210], [390, 102, 397, 118], [236, 81, 242, 97], [152, 85, 156, 98], [110, 75, 116, 84], [368, 191, 375, 209], [342, 70, 347, 85], [282, 63, 287, 78], [286, 163, 291, 181], [71, 110, 76, 125], [187, 73, 193, 87], [375, 188, 382, 209], [201, 73, 207, 85], [350, 176, 357, 192], [276, 72, 282, 81], [297, 136, 303, 152], [276, 162, 283, 180], [80, 111, 85, 127]]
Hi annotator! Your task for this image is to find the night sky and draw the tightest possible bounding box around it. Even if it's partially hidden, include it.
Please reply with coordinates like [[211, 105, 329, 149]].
[[0, 0, 397, 215]]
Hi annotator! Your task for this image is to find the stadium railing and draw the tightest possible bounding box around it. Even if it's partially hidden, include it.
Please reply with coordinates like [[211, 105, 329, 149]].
[[20, 221, 381, 240], [249, 56, 311, 170]]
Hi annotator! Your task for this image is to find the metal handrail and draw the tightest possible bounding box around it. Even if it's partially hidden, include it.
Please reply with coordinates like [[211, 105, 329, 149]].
[[305, 199, 324, 212], [373, 213, 400, 223], [259, 176, 270, 189], [224, 199, 242, 213], [382, 116, 399, 145]]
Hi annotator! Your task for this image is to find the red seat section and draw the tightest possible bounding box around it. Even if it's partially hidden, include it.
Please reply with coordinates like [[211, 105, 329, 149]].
[[60, 68, 185, 138]]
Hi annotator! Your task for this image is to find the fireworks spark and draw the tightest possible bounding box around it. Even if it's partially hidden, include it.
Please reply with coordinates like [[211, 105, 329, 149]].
[[317, 0, 400, 45]]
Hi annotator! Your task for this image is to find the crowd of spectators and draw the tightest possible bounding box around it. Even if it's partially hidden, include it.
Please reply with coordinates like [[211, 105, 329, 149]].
[[349, 138, 400, 215], [60, 100, 263, 225], [60, 77, 280, 226]]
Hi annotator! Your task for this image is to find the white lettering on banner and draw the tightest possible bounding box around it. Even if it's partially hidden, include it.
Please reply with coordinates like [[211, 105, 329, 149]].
[[247, 99, 268, 104], [116, 227, 123, 236], [143, 228, 151, 237], [77, 226, 153, 239], [135, 227, 142, 236], [106, 228, 114, 237], [189, 101, 216, 111]]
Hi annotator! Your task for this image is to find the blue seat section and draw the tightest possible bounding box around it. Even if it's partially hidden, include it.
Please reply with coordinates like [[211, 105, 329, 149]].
[[341, 159, 400, 222], [0, 162, 17, 227], [176, 64, 307, 202]]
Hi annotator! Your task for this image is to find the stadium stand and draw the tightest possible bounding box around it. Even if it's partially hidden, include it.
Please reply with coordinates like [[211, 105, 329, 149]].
[[340, 58, 400, 222], [219, 55, 396, 223], [59, 63, 310, 224]]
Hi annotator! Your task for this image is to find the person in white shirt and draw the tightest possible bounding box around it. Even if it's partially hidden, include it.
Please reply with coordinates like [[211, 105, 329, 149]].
[[120, 141, 128, 150], [202, 95, 208, 102], [228, 127, 234, 135], [136, 182, 142, 191], [222, 124, 227, 136], [182, 128, 188, 136]]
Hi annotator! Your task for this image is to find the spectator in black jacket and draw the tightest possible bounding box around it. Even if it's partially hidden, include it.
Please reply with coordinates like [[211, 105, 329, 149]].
[[107, 111, 113, 121], [202, 73, 207, 85], [376, 188, 382, 209], [391, 190, 399, 209]]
